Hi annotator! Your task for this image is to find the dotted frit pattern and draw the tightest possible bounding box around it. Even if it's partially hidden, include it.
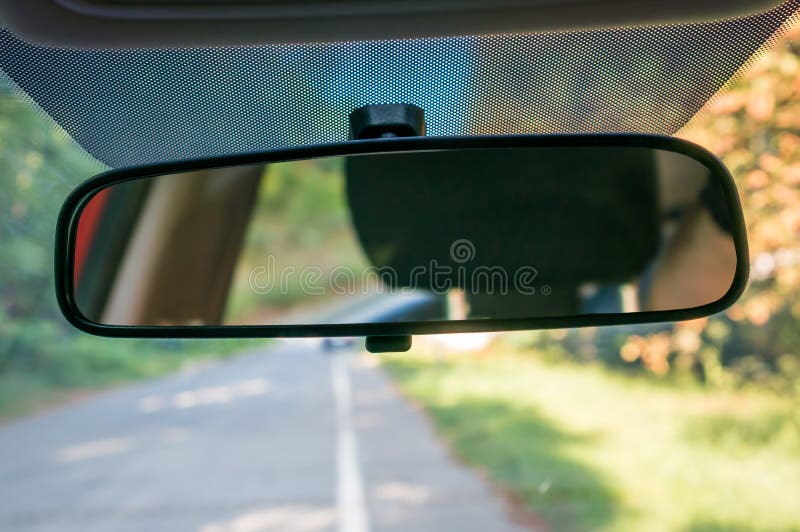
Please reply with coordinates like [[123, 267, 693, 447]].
[[0, 1, 798, 167]]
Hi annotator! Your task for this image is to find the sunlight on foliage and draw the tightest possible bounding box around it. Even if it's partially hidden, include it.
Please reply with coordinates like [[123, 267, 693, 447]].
[[518, 18, 800, 392], [383, 344, 800, 532], [675, 18, 800, 391], [384, 18, 800, 531]]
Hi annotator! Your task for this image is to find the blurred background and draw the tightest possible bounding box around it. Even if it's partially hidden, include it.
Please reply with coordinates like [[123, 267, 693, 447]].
[[1, 17, 800, 532]]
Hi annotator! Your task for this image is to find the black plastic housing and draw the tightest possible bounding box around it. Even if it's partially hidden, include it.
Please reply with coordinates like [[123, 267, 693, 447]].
[[54, 133, 749, 339]]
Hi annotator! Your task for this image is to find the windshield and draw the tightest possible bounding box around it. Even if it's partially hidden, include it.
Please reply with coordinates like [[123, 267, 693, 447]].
[[1, 16, 799, 532]]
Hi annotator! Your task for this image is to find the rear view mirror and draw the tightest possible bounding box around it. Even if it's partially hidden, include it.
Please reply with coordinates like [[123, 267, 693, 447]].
[[55, 134, 748, 339]]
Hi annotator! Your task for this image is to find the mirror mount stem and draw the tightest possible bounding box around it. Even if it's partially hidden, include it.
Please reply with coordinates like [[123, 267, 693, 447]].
[[350, 103, 424, 352], [348, 104, 426, 140], [366, 335, 413, 354]]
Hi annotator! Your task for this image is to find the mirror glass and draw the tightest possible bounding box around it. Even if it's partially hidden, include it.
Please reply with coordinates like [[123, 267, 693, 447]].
[[71, 146, 741, 327]]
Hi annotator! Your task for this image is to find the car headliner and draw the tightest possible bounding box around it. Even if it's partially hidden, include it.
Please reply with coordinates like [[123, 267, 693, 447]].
[[0, 0, 798, 168]]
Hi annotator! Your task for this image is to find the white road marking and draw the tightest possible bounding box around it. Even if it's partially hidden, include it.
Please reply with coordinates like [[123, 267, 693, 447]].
[[137, 378, 270, 413], [331, 355, 370, 532], [54, 437, 130, 463]]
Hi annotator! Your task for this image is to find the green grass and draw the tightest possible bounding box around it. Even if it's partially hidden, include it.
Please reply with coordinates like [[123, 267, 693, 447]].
[[0, 372, 76, 420], [382, 343, 800, 532]]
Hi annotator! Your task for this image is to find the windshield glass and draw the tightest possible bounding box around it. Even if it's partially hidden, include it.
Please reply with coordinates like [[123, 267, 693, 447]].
[[1, 17, 799, 532]]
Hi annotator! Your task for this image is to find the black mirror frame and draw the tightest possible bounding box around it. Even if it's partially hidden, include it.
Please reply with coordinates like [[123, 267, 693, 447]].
[[55, 133, 749, 339]]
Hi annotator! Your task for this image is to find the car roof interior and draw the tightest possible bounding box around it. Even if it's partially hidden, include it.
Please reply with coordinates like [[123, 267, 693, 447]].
[[0, 0, 786, 48]]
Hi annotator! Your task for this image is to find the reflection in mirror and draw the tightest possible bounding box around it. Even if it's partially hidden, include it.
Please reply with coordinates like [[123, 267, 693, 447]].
[[71, 146, 740, 327]]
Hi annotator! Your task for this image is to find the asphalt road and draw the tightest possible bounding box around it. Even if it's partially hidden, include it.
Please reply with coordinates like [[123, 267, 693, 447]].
[[0, 341, 528, 532]]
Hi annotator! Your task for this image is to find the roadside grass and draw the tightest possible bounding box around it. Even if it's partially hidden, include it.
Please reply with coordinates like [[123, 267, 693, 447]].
[[0, 322, 262, 421], [382, 342, 800, 532], [0, 372, 75, 420]]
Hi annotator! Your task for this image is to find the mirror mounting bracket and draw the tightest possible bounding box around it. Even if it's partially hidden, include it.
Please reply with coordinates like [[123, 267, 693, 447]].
[[349, 104, 426, 140], [366, 335, 413, 354], [350, 103, 424, 353]]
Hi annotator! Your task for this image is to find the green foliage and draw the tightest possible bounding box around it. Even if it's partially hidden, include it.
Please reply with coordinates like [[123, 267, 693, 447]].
[[381, 27, 800, 527], [502, 21, 800, 391], [684, 408, 800, 454], [0, 92, 104, 318], [254, 156, 350, 247], [224, 156, 369, 321], [0, 88, 259, 418], [384, 346, 800, 531]]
